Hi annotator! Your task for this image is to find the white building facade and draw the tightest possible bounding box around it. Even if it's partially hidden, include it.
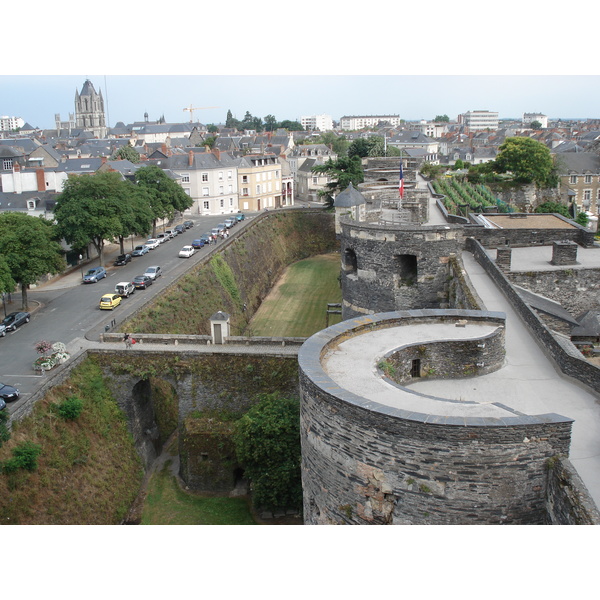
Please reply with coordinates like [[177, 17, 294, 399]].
[[340, 115, 402, 130], [0, 116, 25, 131], [300, 114, 334, 131], [458, 110, 499, 131]]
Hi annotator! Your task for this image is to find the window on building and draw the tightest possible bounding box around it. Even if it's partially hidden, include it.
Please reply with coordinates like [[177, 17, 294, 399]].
[[570, 175, 577, 184], [219, 186, 224, 194], [202, 187, 209, 196], [218, 171, 223, 181], [202, 173, 209, 182], [229, 198, 233, 206], [227, 171, 232, 180], [242, 187, 249, 196], [256, 184, 261, 194], [203, 201, 209, 210], [585, 174, 592, 184], [344, 248, 358, 275], [220, 199, 224, 208], [242, 175, 248, 183], [3, 159, 13, 170], [181, 173, 190, 183], [410, 359, 421, 378]]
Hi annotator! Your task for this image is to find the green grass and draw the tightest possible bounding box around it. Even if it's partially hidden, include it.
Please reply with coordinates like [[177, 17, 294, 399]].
[[248, 253, 342, 337], [141, 459, 256, 525]]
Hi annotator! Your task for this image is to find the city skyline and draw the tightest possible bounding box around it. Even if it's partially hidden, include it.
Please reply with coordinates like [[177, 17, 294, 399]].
[[3, 75, 600, 132]]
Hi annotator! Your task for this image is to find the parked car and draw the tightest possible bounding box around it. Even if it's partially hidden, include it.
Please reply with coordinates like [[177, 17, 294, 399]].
[[174, 224, 186, 234], [179, 245, 195, 258], [2, 311, 31, 331], [115, 281, 135, 297], [0, 397, 5, 411], [99, 293, 122, 310], [144, 265, 162, 280], [0, 382, 19, 402], [217, 223, 227, 232], [145, 238, 160, 250], [224, 218, 236, 228], [132, 275, 153, 289], [156, 233, 169, 244], [200, 233, 212, 245], [191, 239, 205, 249], [132, 245, 150, 256], [184, 220, 194, 229], [235, 213, 245, 221], [165, 229, 177, 238], [114, 253, 132, 266], [0, 323, 6, 337], [83, 266, 107, 283]]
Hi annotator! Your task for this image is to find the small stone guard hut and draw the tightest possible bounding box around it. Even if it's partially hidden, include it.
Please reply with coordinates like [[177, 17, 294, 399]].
[[333, 182, 366, 235]]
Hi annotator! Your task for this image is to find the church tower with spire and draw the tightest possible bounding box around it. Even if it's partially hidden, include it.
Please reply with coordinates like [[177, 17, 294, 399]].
[[75, 79, 107, 138]]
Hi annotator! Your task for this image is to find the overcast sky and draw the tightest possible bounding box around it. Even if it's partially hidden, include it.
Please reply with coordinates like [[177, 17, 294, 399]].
[[3, 1, 599, 131], [3, 74, 600, 129]]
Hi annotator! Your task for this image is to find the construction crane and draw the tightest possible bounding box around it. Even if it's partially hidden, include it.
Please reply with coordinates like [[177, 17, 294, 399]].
[[183, 105, 220, 123]]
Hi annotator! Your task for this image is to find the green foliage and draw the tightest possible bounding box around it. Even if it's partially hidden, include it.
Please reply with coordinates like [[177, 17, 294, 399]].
[[348, 136, 400, 158], [312, 155, 364, 204], [0, 412, 10, 448], [433, 115, 449, 122], [210, 254, 242, 308], [110, 145, 141, 163], [576, 212, 590, 227], [493, 137, 557, 187], [56, 396, 84, 420], [2, 441, 42, 473], [420, 162, 447, 180], [535, 201, 571, 219], [0, 212, 65, 308], [431, 177, 499, 216], [233, 393, 302, 511]]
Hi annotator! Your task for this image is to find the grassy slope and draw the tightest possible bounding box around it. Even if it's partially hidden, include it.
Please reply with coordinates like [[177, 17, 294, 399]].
[[248, 253, 342, 337], [0, 358, 143, 524]]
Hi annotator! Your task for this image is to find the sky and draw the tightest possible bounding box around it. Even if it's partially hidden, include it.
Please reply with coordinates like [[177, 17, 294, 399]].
[[2, 1, 600, 131], [3, 74, 600, 130]]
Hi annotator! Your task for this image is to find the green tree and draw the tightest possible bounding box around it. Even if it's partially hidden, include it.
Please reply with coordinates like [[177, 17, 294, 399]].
[[0, 213, 65, 310], [134, 165, 193, 236], [434, 114, 450, 122], [115, 184, 154, 253], [233, 393, 302, 511], [279, 120, 304, 131], [264, 114, 278, 132], [312, 155, 364, 206], [0, 254, 16, 297], [54, 171, 132, 266], [530, 120, 542, 130], [493, 137, 557, 187], [110, 145, 141, 163], [576, 212, 590, 227], [225, 109, 240, 129], [534, 201, 571, 219]]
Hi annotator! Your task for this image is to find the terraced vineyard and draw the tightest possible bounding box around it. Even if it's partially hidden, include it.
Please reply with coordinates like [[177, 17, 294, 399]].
[[432, 178, 514, 216]]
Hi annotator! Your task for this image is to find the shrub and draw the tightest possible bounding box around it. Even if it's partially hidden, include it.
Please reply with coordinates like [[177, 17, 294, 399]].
[[2, 441, 42, 473], [232, 393, 301, 511], [0, 411, 10, 447], [56, 396, 84, 420]]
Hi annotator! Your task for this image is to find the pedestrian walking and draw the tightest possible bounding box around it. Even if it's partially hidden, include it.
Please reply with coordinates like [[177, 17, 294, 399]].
[[124, 333, 132, 349]]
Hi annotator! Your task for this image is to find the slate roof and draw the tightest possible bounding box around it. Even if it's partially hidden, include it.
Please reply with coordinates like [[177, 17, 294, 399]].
[[514, 285, 579, 325], [554, 152, 600, 174], [571, 311, 600, 337], [56, 158, 105, 173], [334, 182, 366, 208]]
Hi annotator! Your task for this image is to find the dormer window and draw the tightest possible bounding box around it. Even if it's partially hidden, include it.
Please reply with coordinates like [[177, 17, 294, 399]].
[[27, 199, 36, 210], [3, 159, 13, 170]]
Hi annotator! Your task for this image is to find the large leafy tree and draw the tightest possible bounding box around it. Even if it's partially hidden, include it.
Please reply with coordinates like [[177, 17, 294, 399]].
[[115, 184, 154, 253], [493, 137, 557, 187], [110, 144, 141, 163], [134, 165, 193, 236], [233, 393, 302, 511], [54, 171, 133, 266], [312, 155, 364, 205], [0, 213, 65, 309]]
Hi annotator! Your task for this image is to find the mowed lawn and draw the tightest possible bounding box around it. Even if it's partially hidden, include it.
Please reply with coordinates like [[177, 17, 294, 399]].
[[248, 253, 342, 337]]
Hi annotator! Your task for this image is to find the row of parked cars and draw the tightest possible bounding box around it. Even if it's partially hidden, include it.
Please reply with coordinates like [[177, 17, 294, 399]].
[[100, 266, 162, 310], [0, 312, 30, 408]]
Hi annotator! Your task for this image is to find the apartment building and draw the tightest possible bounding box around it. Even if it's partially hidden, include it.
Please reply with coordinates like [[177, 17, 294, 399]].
[[0, 116, 24, 131], [236, 154, 282, 211], [523, 113, 548, 128], [458, 110, 499, 131], [300, 114, 334, 131], [556, 152, 600, 216], [340, 115, 402, 130]]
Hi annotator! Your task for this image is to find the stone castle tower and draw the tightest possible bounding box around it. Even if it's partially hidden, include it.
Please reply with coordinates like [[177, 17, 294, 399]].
[[75, 79, 107, 138]]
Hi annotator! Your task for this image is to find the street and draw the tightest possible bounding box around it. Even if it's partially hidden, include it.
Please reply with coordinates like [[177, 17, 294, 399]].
[[0, 211, 258, 415]]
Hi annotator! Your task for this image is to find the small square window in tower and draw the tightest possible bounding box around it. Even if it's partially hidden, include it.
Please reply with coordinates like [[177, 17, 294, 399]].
[[396, 254, 418, 286]]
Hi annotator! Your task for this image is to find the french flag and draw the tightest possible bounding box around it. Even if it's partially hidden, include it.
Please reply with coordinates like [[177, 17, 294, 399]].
[[399, 159, 404, 199]]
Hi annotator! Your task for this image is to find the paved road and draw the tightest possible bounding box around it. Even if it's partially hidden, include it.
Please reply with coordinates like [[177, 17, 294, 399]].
[[0, 211, 260, 415]]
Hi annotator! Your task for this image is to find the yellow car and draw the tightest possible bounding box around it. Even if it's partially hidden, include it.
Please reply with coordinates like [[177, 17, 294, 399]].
[[99, 293, 122, 310]]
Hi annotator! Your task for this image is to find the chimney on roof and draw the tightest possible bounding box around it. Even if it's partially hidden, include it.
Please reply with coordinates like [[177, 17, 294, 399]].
[[212, 147, 221, 161], [101, 157, 107, 164], [36, 168, 46, 191], [189, 150, 194, 167]]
